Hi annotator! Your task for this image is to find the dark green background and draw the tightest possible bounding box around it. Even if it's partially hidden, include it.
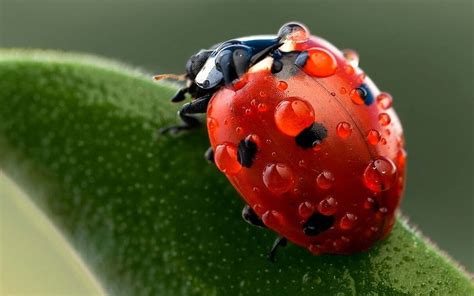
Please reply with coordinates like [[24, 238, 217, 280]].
[[1, 0, 472, 271]]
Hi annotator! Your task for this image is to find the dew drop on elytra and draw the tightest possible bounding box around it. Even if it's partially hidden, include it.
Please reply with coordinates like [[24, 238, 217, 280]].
[[214, 143, 242, 175], [274, 98, 315, 136], [318, 196, 338, 216], [298, 201, 315, 219], [377, 92, 393, 110], [367, 129, 381, 145], [336, 122, 352, 138], [342, 49, 359, 68], [316, 170, 335, 190], [262, 163, 295, 194], [363, 157, 397, 192]]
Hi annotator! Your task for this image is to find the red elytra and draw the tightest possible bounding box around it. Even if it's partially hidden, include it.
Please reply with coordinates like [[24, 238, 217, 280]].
[[206, 35, 406, 255]]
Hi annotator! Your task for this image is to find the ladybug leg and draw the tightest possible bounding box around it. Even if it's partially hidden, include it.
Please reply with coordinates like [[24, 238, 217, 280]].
[[204, 147, 214, 163], [268, 237, 288, 262], [159, 94, 212, 134], [294, 51, 309, 68], [241, 205, 265, 228], [170, 87, 189, 103]]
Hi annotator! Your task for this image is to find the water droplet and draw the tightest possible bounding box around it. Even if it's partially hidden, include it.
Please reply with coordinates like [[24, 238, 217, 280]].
[[245, 108, 252, 116], [350, 87, 367, 105], [262, 210, 286, 228], [246, 134, 261, 147], [271, 152, 277, 158], [265, 139, 272, 145], [303, 48, 338, 77], [367, 129, 381, 145], [274, 98, 315, 136], [259, 90, 267, 98], [380, 138, 387, 145], [377, 92, 393, 110], [207, 117, 218, 131], [340, 213, 358, 230], [233, 77, 248, 90], [298, 201, 315, 219], [340, 87, 347, 95], [250, 99, 257, 107], [379, 207, 388, 215], [278, 22, 310, 43], [379, 113, 391, 126], [363, 157, 397, 192], [344, 65, 355, 75], [342, 49, 359, 67], [257, 103, 268, 112], [336, 122, 352, 138], [262, 163, 295, 194], [235, 126, 244, 136], [298, 159, 306, 167], [316, 170, 335, 190], [253, 204, 265, 215], [277, 81, 288, 90], [308, 244, 322, 255], [385, 129, 391, 136], [214, 143, 242, 175], [318, 196, 338, 215], [252, 187, 260, 193], [363, 197, 375, 210]]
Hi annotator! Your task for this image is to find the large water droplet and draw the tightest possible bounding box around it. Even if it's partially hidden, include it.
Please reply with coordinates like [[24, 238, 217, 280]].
[[214, 143, 242, 175], [303, 48, 338, 77], [318, 196, 338, 216], [277, 81, 288, 90], [367, 129, 381, 145], [274, 97, 315, 136], [377, 92, 393, 110], [342, 49, 359, 67], [262, 163, 295, 194], [363, 157, 397, 192], [278, 22, 310, 43], [336, 122, 352, 138], [316, 170, 335, 190]]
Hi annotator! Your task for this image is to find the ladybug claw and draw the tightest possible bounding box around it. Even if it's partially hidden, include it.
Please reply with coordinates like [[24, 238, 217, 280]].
[[267, 237, 287, 263]]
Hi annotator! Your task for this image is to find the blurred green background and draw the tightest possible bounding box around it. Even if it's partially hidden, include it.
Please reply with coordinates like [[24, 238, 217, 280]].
[[0, 0, 472, 292]]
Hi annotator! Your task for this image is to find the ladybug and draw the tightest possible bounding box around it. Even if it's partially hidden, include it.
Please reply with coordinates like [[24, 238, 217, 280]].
[[158, 22, 406, 261]]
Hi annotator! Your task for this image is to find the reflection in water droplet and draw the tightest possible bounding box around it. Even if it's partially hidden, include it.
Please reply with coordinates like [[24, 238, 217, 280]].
[[298, 201, 315, 219], [336, 122, 352, 138], [377, 92, 393, 110], [340, 213, 358, 230], [350, 87, 367, 105], [379, 113, 391, 126], [316, 171, 335, 190], [274, 98, 315, 136], [367, 129, 381, 145], [214, 143, 242, 175], [363, 157, 397, 192], [318, 196, 338, 216], [342, 49, 359, 67], [262, 163, 295, 194], [278, 22, 310, 43], [303, 48, 338, 77]]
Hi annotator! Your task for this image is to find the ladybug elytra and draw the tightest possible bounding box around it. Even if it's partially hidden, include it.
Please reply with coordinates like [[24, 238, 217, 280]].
[[157, 22, 406, 261]]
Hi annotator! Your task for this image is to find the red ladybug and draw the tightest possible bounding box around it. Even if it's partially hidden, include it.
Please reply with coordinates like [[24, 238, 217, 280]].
[[158, 22, 406, 261]]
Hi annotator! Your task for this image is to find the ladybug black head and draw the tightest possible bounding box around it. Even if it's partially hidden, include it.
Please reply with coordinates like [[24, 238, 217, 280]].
[[185, 50, 213, 80]]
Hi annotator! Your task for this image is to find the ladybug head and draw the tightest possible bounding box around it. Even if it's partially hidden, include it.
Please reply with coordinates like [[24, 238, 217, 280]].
[[185, 49, 213, 81]]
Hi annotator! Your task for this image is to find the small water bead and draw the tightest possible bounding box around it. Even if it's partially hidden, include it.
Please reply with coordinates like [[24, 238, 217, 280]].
[[262, 210, 286, 228], [303, 48, 338, 77], [214, 143, 242, 175], [340, 87, 347, 95], [376, 92, 393, 110], [298, 159, 306, 168], [233, 77, 248, 90], [250, 99, 257, 107], [298, 201, 315, 219], [274, 98, 315, 136], [367, 129, 381, 145], [379, 113, 391, 126], [253, 204, 265, 215], [245, 108, 252, 116], [318, 196, 338, 216], [363, 157, 397, 192], [308, 244, 323, 255], [339, 213, 358, 230], [316, 170, 335, 190], [278, 22, 310, 43], [259, 90, 267, 98], [363, 197, 376, 210], [385, 129, 391, 136], [380, 138, 387, 145], [342, 49, 360, 67], [207, 117, 218, 131], [336, 122, 352, 139], [344, 65, 355, 75], [330, 92, 336, 96], [262, 163, 295, 195], [235, 126, 244, 136], [257, 103, 268, 112], [277, 81, 288, 90], [245, 134, 261, 147]]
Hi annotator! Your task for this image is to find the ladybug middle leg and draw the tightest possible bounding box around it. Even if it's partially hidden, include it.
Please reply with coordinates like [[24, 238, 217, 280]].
[[242, 205, 288, 262], [159, 93, 212, 135]]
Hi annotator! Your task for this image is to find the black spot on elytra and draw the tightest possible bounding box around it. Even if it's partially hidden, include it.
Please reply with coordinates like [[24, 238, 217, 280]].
[[303, 213, 334, 236], [237, 138, 258, 168], [295, 122, 328, 149], [355, 83, 374, 105]]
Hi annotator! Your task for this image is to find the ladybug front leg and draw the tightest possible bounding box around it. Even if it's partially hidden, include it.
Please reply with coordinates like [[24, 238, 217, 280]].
[[160, 93, 212, 135], [242, 205, 265, 227], [268, 237, 288, 262], [204, 146, 214, 163]]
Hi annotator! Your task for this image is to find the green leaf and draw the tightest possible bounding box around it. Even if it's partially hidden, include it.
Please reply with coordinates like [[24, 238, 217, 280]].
[[0, 49, 472, 295]]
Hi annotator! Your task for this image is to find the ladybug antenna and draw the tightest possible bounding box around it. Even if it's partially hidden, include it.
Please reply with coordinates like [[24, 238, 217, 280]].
[[153, 74, 186, 81]]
